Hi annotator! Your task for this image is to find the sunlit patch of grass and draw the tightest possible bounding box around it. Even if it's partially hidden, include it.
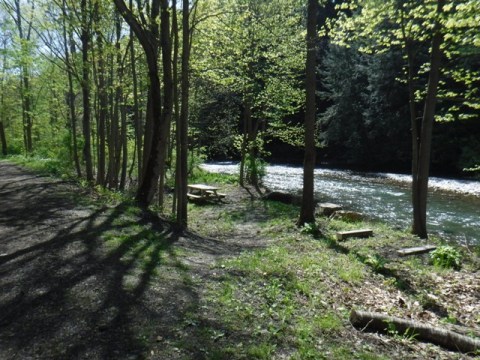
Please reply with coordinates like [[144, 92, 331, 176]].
[[189, 167, 238, 185], [246, 342, 276, 359], [6, 154, 74, 178]]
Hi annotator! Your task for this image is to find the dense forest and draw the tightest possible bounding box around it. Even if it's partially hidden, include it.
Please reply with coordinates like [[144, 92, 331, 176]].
[[0, 0, 479, 223]]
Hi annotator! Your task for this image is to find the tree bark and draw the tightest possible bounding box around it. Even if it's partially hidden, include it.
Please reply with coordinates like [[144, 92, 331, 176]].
[[350, 309, 480, 353], [157, 0, 173, 209], [95, 3, 107, 186], [175, 0, 191, 227], [172, 0, 180, 216], [12, 0, 34, 153], [113, 0, 166, 206], [298, 0, 318, 226], [0, 121, 7, 155], [411, 0, 445, 238], [62, 0, 82, 178], [81, 0, 94, 182], [128, 0, 142, 180]]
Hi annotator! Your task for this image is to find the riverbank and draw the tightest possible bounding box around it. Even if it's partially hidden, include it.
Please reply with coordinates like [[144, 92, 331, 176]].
[[1, 160, 479, 359], [201, 162, 480, 245]]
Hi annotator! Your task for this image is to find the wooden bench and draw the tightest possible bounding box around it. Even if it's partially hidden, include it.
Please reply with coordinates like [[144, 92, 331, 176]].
[[206, 190, 226, 198], [397, 245, 436, 257], [187, 184, 225, 202], [336, 229, 373, 241], [187, 193, 203, 200]]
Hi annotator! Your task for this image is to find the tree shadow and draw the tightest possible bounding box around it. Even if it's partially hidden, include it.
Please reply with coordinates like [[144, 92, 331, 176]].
[[0, 170, 199, 359]]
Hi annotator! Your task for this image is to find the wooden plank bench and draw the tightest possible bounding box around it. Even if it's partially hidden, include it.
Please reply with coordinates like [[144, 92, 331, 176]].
[[187, 193, 203, 200], [397, 245, 437, 257], [206, 190, 226, 198], [187, 184, 225, 202], [336, 229, 373, 241]]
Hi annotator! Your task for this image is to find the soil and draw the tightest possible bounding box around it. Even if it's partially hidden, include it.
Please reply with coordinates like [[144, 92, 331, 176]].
[[1, 161, 479, 359]]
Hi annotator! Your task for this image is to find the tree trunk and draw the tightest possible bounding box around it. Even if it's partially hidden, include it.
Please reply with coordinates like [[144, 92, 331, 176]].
[[350, 309, 480, 353], [175, 0, 190, 227], [12, 0, 34, 154], [156, 0, 173, 209], [114, 0, 167, 206], [172, 0, 179, 215], [81, 0, 94, 182], [411, 0, 445, 239], [298, 0, 318, 226], [128, 7, 142, 180], [95, 6, 107, 186], [0, 121, 7, 155], [62, 0, 82, 177]]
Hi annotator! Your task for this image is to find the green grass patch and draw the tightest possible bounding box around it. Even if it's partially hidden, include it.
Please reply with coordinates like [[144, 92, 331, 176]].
[[5, 155, 74, 179], [188, 167, 238, 185]]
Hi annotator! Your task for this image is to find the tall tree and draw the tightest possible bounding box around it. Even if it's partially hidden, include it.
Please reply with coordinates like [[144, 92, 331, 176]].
[[114, 0, 171, 206], [192, 0, 305, 188], [329, 0, 472, 238], [298, 0, 318, 226], [412, 0, 445, 238], [2, 0, 35, 153], [175, 0, 191, 227], [80, 0, 93, 181]]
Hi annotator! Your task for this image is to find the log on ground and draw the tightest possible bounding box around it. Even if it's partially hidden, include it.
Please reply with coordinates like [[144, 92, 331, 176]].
[[350, 309, 480, 353]]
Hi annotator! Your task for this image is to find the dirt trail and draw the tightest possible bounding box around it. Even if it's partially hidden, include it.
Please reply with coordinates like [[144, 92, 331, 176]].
[[0, 161, 264, 359]]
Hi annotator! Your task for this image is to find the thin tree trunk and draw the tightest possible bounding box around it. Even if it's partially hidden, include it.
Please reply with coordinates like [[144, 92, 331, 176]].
[[62, 0, 82, 177], [239, 102, 250, 187], [157, 0, 173, 209], [172, 0, 179, 215], [81, 0, 94, 182], [128, 1, 142, 179], [0, 121, 7, 155], [114, 0, 164, 205], [412, 0, 445, 239], [298, 0, 318, 226], [176, 0, 190, 227], [95, 5, 107, 186], [12, 0, 34, 153]]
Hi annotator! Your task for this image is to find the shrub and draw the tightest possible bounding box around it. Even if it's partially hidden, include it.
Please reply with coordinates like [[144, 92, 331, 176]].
[[430, 246, 461, 270]]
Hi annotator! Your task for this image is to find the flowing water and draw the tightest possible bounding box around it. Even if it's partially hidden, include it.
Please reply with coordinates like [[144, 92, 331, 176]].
[[201, 162, 480, 245]]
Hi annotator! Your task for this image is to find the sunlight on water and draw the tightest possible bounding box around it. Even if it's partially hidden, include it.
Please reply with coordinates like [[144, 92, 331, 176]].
[[201, 162, 480, 245]]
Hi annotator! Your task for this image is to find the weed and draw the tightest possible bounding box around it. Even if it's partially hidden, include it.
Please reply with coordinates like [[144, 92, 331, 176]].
[[300, 222, 321, 237], [246, 342, 276, 359], [364, 254, 387, 272], [189, 167, 238, 185], [430, 246, 462, 269]]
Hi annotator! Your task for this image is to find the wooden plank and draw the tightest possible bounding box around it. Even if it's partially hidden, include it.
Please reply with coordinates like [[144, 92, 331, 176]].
[[336, 229, 373, 241], [187, 193, 203, 199], [397, 245, 436, 257]]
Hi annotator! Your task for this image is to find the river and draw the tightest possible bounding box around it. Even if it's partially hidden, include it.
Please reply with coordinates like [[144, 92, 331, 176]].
[[201, 162, 480, 245]]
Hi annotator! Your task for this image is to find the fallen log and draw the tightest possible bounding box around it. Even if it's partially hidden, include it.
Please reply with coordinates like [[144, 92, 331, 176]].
[[350, 309, 480, 354]]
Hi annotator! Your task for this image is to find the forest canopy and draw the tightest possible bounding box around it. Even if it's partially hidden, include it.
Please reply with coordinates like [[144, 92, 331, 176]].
[[0, 0, 478, 221]]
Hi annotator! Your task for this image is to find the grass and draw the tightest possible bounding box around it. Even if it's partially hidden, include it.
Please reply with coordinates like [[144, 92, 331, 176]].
[[188, 167, 238, 185], [4, 157, 476, 358], [180, 193, 478, 359], [4, 154, 74, 178]]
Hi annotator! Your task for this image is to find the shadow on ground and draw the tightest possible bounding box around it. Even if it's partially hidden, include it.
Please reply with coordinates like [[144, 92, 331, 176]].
[[0, 163, 271, 359]]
